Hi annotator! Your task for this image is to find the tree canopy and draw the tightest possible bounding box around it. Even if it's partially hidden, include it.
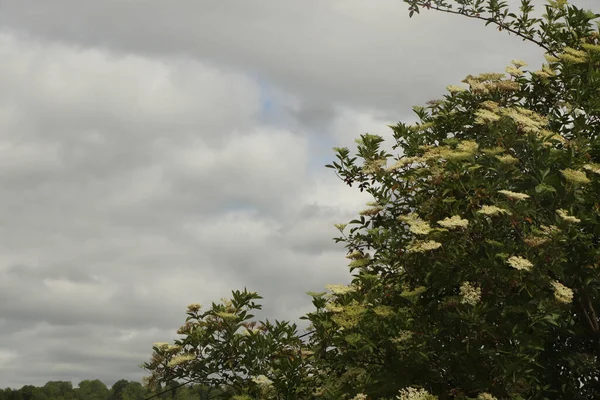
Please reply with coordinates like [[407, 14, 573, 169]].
[[144, 1, 600, 399]]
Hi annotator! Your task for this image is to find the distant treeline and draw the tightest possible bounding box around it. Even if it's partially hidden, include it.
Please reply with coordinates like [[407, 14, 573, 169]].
[[0, 380, 218, 400]]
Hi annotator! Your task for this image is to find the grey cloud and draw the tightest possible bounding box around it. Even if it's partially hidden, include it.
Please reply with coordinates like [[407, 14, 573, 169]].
[[1, 0, 597, 390], [0, 0, 560, 115]]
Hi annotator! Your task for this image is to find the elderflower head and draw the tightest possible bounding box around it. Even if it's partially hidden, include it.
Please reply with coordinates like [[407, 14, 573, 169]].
[[498, 190, 530, 201], [551, 281, 574, 304], [477, 205, 511, 216], [153, 342, 170, 350], [167, 353, 195, 367], [447, 85, 466, 93], [511, 59, 528, 68], [561, 168, 590, 184], [506, 65, 524, 77], [399, 213, 433, 235], [496, 154, 519, 164], [397, 387, 438, 400], [437, 215, 468, 230], [583, 163, 600, 175], [325, 284, 356, 295], [351, 394, 368, 400], [186, 303, 202, 312], [556, 209, 581, 223], [507, 256, 533, 271], [407, 240, 442, 253], [474, 109, 501, 124], [477, 393, 498, 400], [460, 282, 482, 306], [252, 375, 273, 387]]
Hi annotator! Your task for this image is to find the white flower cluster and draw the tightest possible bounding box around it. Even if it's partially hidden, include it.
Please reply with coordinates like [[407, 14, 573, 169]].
[[397, 387, 438, 400], [477, 393, 498, 400], [477, 205, 511, 216], [583, 163, 600, 175], [251, 375, 273, 387], [167, 353, 195, 368], [556, 209, 581, 223], [459, 282, 482, 306], [498, 190, 530, 201], [407, 240, 442, 253], [507, 256, 533, 271], [400, 213, 433, 235], [437, 215, 468, 229], [186, 303, 202, 312], [351, 394, 368, 400], [325, 284, 356, 295], [560, 168, 590, 184], [551, 281, 574, 304]]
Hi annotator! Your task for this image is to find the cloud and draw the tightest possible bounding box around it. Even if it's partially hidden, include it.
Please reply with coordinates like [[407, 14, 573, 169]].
[[0, 29, 367, 387], [1, 0, 597, 389]]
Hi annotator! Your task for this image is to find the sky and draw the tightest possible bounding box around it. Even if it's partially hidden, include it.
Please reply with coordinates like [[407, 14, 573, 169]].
[[0, 0, 596, 389]]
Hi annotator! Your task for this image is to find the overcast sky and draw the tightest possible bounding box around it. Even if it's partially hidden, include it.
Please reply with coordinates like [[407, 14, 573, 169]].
[[0, 0, 596, 389]]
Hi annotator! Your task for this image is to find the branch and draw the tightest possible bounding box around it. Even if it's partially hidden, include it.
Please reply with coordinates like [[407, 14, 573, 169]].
[[424, 5, 557, 56]]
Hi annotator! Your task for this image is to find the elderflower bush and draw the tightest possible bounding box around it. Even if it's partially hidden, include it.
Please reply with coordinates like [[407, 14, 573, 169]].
[[308, 1, 600, 398], [145, 1, 600, 399], [143, 289, 315, 399]]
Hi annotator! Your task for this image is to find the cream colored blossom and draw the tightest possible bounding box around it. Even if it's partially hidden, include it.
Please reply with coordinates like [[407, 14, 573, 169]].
[[407, 240, 441, 253], [477, 393, 498, 400], [482, 146, 505, 156], [351, 394, 368, 400], [153, 342, 170, 350], [551, 281, 574, 304], [165, 344, 182, 354], [474, 109, 501, 124], [241, 327, 261, 336], [346, 250, 364, 259], [186, 303, 202, 312], [437, 215, 469, 229], [563, 46, 588, 59], [399, 213, 433, 235], [325, 284, 356, 295], [334, 223, 347, 231], [397, 387, 438, 400], [446, 85, 466, 93], [460, 282, 482, 306], [583, 163, 600, 175], [506, 65, 524, 76], [167, 353, 195, 367], [331, 302, 367, 329], [359, 206, 384, 216], [541, 224, 560, 235], [252, 375, 273, 387], [582, 43, 600, 53], [216, 311, 238, 320], [501, 107, 547, 133], [524, 236, 550, 247], [457, 140, 479, 154], [481, 100, 500, 112], [386, 156, 418, 171], [534, 64, 557, 78], [477, 205, 511, 216], [362, 158, 387, 173], [507, 256, 533, 271], [556, 209, 581, 223], [559, 52, 587, 64], [496, 154, 519, 164], [391, 330, 413, 343], [561, 168, 590, 184], [498, 190, 530, 201], [325, 303, 344, 313], [511, 59, 528, 68]]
